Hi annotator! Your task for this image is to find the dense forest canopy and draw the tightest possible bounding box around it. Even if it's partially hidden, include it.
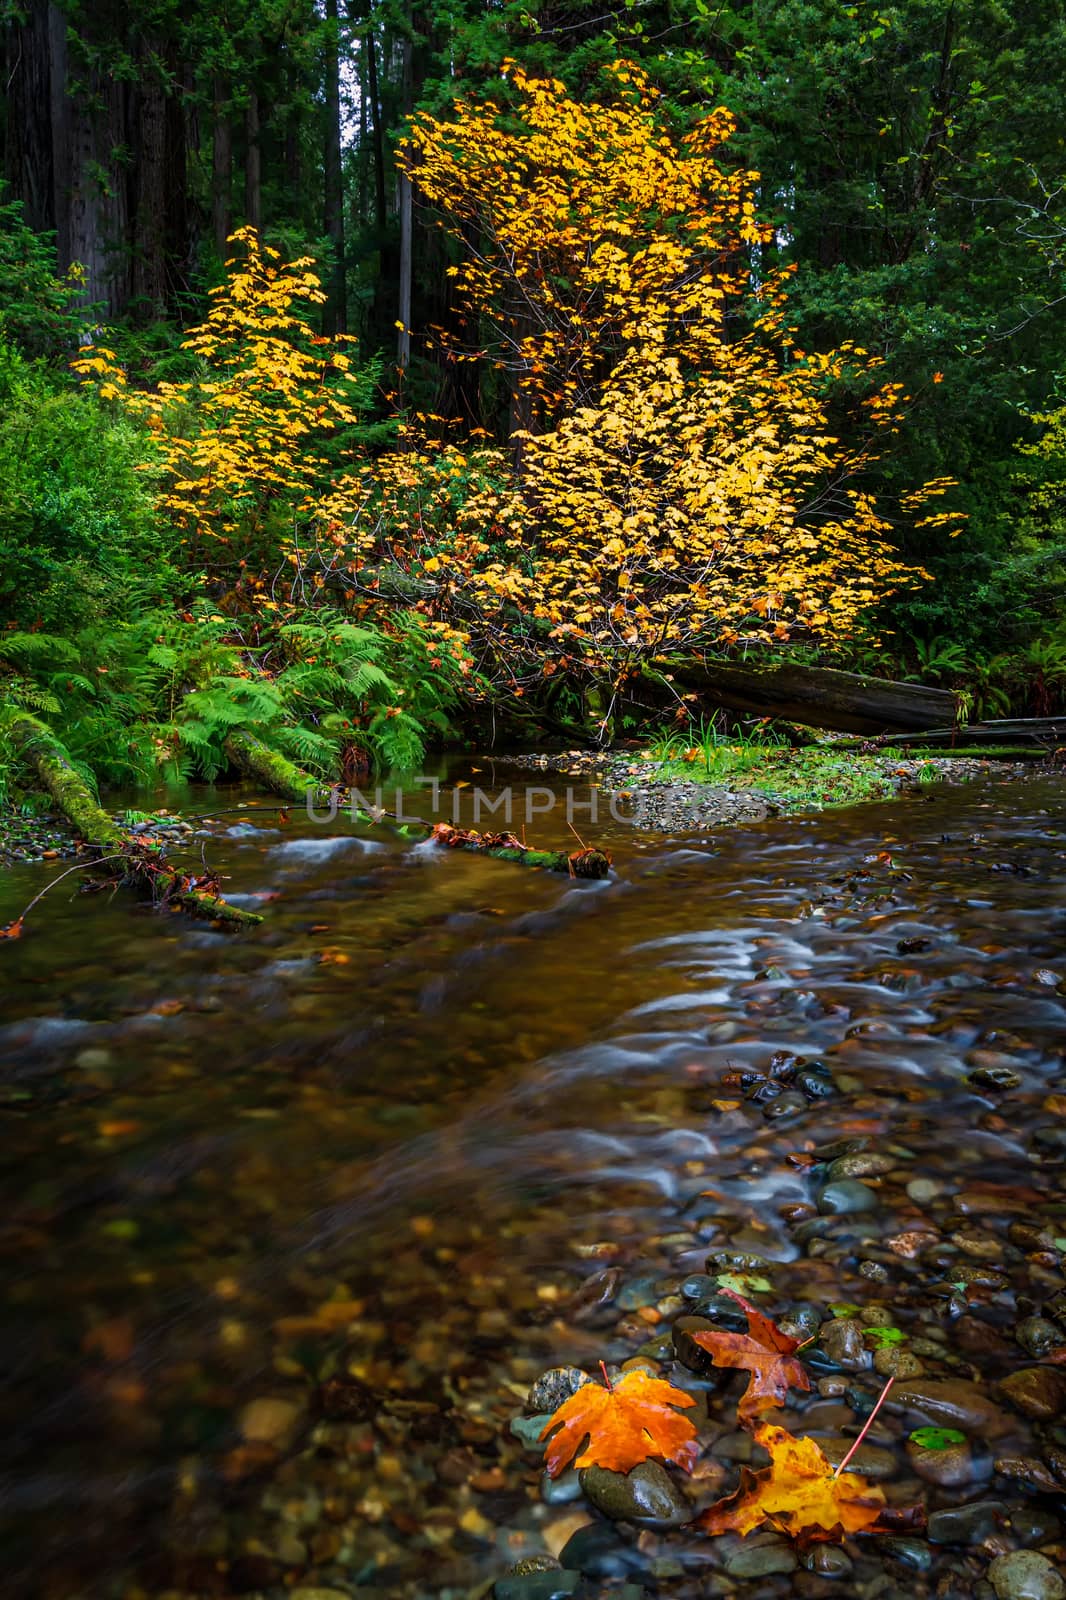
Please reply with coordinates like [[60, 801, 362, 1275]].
[[1, 0, 1065, 794]]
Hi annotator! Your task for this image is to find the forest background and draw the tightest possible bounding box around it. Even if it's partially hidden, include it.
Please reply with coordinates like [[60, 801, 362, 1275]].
[[2, 0, 1065, 800]]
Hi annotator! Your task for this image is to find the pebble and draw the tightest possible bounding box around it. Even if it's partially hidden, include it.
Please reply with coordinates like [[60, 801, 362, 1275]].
[[495, 1573, 580, 1600], [511, 1413, 553, 1451], [540, 1468, 583, 1505], [999, 1366, 1066, 1420], [579, 1461, 689, 1527], [928, 1500, 1007, 1545], [889, 1377, 1013, 1436], [803, 1545, 853, 1577], [818, 1318, 870, 1370], [818, 1439, 898, 1479], [906, 1433, 987, 1488], [825, 1152, 897, 1180], [882, 1537, 933, 1572], [672, 1315, 723, 1374], [238, 1396, 302, 1447], [873, 1346, 925, 1378], [527, 1368, 590, 1415], [1015, 1318, 1063, 1360], [988, 1550, 1066, 1600], [818, 1179, 880, 1214], [723, 1532, 798, 1578]]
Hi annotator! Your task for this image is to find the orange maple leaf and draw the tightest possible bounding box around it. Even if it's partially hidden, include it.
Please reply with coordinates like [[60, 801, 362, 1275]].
[[689, 1290, 811, 1419], [539, 1367, 699, 1477], [697, 1422, 886, 1541]]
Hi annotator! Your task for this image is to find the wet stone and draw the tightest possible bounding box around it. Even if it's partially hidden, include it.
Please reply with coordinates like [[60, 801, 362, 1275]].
[[580, 1461, 689, 1527], [724, 1532, 798, 1578], [818, 1439, 898, 1480], [882, 1537, 934, 1572], [541, 1468, 583, 1505], [511, 1413, 553, 1451], [672, 1315, 724, 1374], [890, 1377, 1013, 1435], [818, 1318, 870, 1371], [558, 1522, 643, 1581], [927, 1501, 1007, 1545], [802, 1545, 853, 1578], [1016, 1317, 1064, 1360], [906, 1434, 987, 1488], [818, 1179, 880, 1215], [999, 1366, 1066, 1421], [495, 1572, 581, 1600], [825, 1152, 897, 1180], [527, 1367, 590, 1415], [987, 1551, 1066, 1600]]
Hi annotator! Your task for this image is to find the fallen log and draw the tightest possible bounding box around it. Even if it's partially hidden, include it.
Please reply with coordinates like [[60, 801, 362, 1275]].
[[870, 716, 1066, 751], [658, 659, 957, 736], [7, 715, 262, 929], [430, 822, 612, 878], [224, 731, 323, 802]]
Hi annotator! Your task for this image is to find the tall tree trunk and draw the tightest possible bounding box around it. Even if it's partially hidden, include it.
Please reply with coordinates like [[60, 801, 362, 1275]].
[[48, 0, 71, 270], [396, 31, 413, 373], [364, 18, 387, 235], [4, 0, 56, 235], [212, 74, 232, 260], [323, 0, 347, 333], [245, 88, 262, 235], [132, 47, 168, 315]]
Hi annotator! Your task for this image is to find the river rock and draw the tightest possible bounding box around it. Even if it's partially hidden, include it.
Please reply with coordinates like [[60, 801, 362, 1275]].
[[541, 1467, 583, 1505], [987, 1551, 1066, 1600], [803, 1545, 853, 1577], [999, 1366, 1066, 1421], [882, 1537, 933, 1571], [906, 1433, 988, 1488], [928, 1500, 1007, 1545], [723, 1532, 797, 1578], [672, 1315, 722, 1374], [1016, 1318, 1063, 1360], [511, 1413, 553, 1450], [889, 1377, 1013, 1436], [874, 1345, 925, 1379], [495, 1572, 580, 1600], [527, 1367, 590, 1415], [580, 1461, 688, 1527], [818, 1438, 898, 1480], [239, 1396, 302, 1447], [818, 1318, 870, 1370], [818, 1179, 880, 1215], [826, 1152, 896, 1180]]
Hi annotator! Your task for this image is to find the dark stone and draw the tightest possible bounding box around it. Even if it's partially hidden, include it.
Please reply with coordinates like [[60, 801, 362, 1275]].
[[494, 1573, 581, 1600], [558, 1523, 644, 1581], [999, 1366, 1066, 1421], [927, 1500, 1007, 1545], [672, 1315, 723, 1374], [580, 1461, 688, 1527], [527, 1367, 591, 1416], [818, 1179, 880, 1215]]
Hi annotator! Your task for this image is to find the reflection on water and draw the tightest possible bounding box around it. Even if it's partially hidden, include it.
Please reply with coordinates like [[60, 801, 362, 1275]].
[[0, 769, 1063, 1596]]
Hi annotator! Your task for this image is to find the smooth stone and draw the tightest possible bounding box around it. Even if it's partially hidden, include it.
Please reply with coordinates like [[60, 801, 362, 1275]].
[[724, 1532, 798, 1578], [889, 1378, 1013, 1436], [580, 1461, 688, 1528], [527, 1368, 590, 1415], [495, 1574, 581, 1600], [239, 1396, 302, 1447], [686, 1294, 749, 1333], [616, 1276, 661, 1311], [1016, 1318, 1064, 1360], [818, 1439, 898, 1480], [874, 1346, 925, 1379], [558, 1523, 643, 1581], [999, 1367, 1066, 1421], [802, 1545, 853, 1577], [541, 1467, 583, 1505], [826, 1153, 896, 1180], [906, 1435, 987, 1488], [907, 1178, 944, 1204], [1010, 1507, 1063, 1546], [511, 1413, 553, 1450], [818, 1180, 880, 1215], [928, 1501, 1007, 1545], [988, 1551, 1066, 1600], [882, 1537, 933, 1572], [818, 1319, 870, 1371], [672, 1315, 722, 1374], [795, 1066, 838, 1098]]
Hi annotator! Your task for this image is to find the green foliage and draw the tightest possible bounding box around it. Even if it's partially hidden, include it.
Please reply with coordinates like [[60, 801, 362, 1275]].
[[0, 338, 174, 633], [0, 192, 88, 360]]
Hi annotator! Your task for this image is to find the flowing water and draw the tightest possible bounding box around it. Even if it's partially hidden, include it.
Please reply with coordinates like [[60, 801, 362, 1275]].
[[1, 766, 1064, 1599]]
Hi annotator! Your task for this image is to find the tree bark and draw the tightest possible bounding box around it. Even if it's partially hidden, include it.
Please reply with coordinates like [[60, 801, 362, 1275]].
[[245, 87, 262, 235], [212, 74, 233, 259], [660, 659, 958, 736], [323, 0, 347, 334], [132, 46, 168, 314]]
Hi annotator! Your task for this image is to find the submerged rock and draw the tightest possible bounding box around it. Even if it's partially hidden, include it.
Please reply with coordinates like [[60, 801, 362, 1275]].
[[818, 1179, 880, 1215], [527, 1367, 590, 1416], [580, 1460, 689, 1527], [988, 1550, 1066, 1600], [889, 1377, 1013, 1436]]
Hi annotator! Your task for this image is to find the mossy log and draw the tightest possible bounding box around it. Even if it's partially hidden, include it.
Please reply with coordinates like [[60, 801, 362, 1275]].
[[652, 659, 957, 735], [430, 822, 611, 878], [224, 731, 324, 803], [8, 715, 262, 929]]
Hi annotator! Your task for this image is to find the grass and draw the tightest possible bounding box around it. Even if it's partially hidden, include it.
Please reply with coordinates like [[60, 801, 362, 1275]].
[[631, 722, 949, 810]]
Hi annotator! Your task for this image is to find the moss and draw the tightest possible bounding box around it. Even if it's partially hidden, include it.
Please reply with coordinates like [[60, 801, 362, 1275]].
[[224, 731, 321, 802]]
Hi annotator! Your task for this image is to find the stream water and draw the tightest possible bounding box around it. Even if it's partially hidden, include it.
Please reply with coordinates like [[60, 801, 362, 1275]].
[[1, 766, 1064, 1600]]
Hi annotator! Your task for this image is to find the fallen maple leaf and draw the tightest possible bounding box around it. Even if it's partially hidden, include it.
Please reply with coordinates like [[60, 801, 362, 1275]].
[[697, 1422, 886, 1541], [0, 918, 24, 940], [689, 1289, 811, 1419], [539, 1366, 698, 1477]]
